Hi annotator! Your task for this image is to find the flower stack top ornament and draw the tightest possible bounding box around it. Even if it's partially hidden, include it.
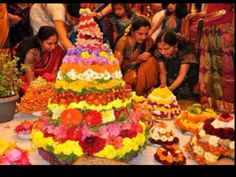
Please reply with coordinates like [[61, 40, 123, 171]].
[[31, 8, 147, 165], [76, 8, 103, 47]]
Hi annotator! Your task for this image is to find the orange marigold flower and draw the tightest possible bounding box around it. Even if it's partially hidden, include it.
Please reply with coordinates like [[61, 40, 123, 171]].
[[61, 109, 82, 127]]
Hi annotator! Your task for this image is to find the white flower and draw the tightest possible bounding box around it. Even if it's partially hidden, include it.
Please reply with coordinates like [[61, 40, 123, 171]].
[[167, 136, 174, 142], [67, 69, 78, 80], [204, 152, 219, 162], [84, 69, 94, 77], [211, 119, 223, 129], [152, 110, 161, 115], [190, 136, 197, 145], [164, 104, 171, 108], [98, 73, 105, 80], [103, 70, 111, 80], [91, 72, 99, 80], [209, 136, 220, 147], [78, 74, 86, 80], [113, 71, 122, 79], [193, 145, 204, 156], [165, 127, 172, 132], [150, 132, 160, 141], [52, 107, 63, 120], [229, 141, 235, 150], [199, 129, 206, 137], [57, 71, 63, 80], [159, 128, 166, 134], [160, 135, 167, 142]]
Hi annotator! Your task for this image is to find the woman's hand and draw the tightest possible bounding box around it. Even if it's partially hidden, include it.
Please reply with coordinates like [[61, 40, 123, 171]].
[[8, 13, 22, 26], [160, 83, 167, 88], [137, 52, 151, 62]]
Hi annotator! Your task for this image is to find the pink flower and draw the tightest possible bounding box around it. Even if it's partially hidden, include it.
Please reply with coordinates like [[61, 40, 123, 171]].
[[16, 154, 31, 165], [129, 111, 138, 123], [81, 125, 96, 141], [52, 125, 67, 142], [97, 125, 108, 139], [106, 123, 122, 137], [5, 148, 22, 162], [0, 156, 11, 165]]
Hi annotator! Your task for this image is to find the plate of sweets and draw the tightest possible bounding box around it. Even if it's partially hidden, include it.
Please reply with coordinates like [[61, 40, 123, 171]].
[[14, 120, 35, 140]]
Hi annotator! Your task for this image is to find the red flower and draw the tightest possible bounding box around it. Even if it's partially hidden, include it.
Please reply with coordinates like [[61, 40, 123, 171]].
[[107, 137, 122, 149], [83, 110, 102, 127], [66, 126, 82, 141], [15, 120, 33, 134], [219, 113, 233, 122], [119, 129, 137, 138], [61, 109, 82, 127], [80, 136, 106, 155], [114, 108, 129, 119], [42, 73, 55, 82]]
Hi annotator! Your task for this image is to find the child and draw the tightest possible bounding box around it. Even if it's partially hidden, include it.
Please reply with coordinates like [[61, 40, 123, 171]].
[[111, 4, 137, 45]]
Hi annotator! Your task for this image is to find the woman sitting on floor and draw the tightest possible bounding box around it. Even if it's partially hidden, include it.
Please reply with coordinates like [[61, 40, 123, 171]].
[[114, 15, 159, 96], [152, 30, 199, 99]]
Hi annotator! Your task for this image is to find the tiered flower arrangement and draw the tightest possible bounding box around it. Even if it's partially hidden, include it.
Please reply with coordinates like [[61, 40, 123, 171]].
[[185, 113, 235, 164], [31, 8, 147, 164], [174, 103, 217, 134], [0, 140, 31, 165], [147, 87, 181, 120]]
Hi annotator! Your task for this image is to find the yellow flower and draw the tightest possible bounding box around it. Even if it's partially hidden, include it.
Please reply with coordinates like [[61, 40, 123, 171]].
[[81, 52, 91, 59], [54, 144, 63, 155], [31, 131, 45, 147], [95, 145, 118, 159], [102, 110, 115, 123], [110, 55, 116, 62], [122, 138, 133, 153], [72, 142, 83, 156], [99, 51, 109, 59], [0, 140, 13, 156], [135, 133, 146, 147], [61, 141, 74, 155], [45, 137, 58, 147]]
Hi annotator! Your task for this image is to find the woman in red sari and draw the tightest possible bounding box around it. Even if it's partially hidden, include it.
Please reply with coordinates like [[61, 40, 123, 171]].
[[14, 26, 65, 94]]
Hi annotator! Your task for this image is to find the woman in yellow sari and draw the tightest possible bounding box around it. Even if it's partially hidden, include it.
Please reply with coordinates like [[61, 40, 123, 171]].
[[114, 16, 159, 96], [0, 3, 9, 49]]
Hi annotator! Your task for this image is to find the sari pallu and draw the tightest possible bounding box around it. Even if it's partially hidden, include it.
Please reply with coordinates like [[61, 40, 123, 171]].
[[0, 4, 9, 49], [199, 6, 234, 113]]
